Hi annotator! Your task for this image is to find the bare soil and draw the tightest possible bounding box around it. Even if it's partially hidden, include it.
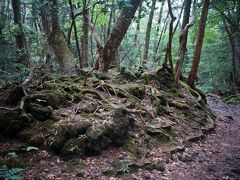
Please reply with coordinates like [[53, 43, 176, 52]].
[[164, 94, 240, 180]]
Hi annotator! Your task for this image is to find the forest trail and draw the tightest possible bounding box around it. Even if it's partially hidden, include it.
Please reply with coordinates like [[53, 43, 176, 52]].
[[164, 94, 240, 180]]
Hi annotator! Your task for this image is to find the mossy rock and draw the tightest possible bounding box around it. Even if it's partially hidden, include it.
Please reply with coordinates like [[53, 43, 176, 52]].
[[78, 102, 98, 114], [115, 71, 137, 83], [140, 72, 156, 84], [156, 67, 178, 94], [19, 120, 55, 146], [23, 92, 68, 109], [50, 121, 91, 153], [122, 137, 138, 155], [61, 136, 88, 157], [27, 103, 53, 121], [145, 126, 170, 143], [86, 125, 112, 153], [123, 84, 145, 100], [0, 85, 24, 106], [143, 162, 165, 171], [0, 109, 28, 137]]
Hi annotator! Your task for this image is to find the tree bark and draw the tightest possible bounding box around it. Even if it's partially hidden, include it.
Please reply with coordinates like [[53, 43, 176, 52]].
[[40, 0, 52, 72], [142, 0, 157, 63], [12, 0, 31, 66], [175, 0, 195, 84], [164, 0, 176, 71], [48, 0, 74, 74], [134, 4, 142, 45], [69, 0, 82, 68], [187, 0, 210, 88], [81, 0, 89, 67], [100, 0, 143, 72]]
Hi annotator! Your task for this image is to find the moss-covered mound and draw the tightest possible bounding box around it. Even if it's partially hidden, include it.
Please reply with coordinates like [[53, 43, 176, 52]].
[[0, 67, 215, 158]]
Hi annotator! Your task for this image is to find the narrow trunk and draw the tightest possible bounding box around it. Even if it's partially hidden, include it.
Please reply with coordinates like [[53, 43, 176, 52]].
[[100, 0, 143, 72], [142, 0, 157, 63], [164, 0, 176, 71], [153, 1, 165, 51], [69, 0, 82, 68], [134, 4, 142, 45], [81, 0, 89, 67], [187, 0, 210, 88]]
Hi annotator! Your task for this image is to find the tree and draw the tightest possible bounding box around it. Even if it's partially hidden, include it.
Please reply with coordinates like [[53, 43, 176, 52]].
[[187, 0, 210, 88], [12, 0, 31, 67], [69, 0, 82, 69], [142, 0, 157, 63], [98, 0, 143, 71], [164, 0, 176, 71], [81, 0, 89, 67], [175, 0, 195, 84], [48, 0, 74, 74]]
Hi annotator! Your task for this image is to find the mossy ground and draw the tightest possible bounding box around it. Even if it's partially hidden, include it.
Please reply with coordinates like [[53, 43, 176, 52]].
[[0, 67, 216, 179]]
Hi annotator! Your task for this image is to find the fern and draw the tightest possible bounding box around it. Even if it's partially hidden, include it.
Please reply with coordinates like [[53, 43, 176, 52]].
[[0, 165, 24, 180]]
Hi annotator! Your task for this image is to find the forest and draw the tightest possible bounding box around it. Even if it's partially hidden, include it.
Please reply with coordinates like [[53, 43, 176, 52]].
[[0, 0, 240, 179]]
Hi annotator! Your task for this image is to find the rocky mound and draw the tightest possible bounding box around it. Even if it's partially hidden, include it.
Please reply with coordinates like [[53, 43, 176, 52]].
[[0, 67, 215, 158]]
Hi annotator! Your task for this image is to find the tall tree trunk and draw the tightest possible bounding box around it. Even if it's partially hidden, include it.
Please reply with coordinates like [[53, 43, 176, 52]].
[[187, 0, 210, 88], [69, 0, 82, 68], [223, 19, 239, 87], [134, 4, 142, 45], [164, 0, 176, 71], [40, 0, 52, 72], [81, 0, 89, 67], [48, 0, 74, 74], [100, 0, 143, 72], [12, 0, 31, 67], [153, 11, 169, 63], [107, 0, 115, 38], [153, 1, 165, 52], [142, 0, 157, 63], [0, 0, 6, 38], [175, 0, 195, 84]]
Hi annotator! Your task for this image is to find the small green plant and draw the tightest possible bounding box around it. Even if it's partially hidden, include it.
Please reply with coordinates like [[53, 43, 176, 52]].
[[8, 152, 18, 158], [21, 146, 39, 152], [0, 165, 24, 180]]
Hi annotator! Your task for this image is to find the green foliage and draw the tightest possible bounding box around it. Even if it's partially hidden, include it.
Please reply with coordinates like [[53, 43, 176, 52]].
[[0, 165, 24, 180]]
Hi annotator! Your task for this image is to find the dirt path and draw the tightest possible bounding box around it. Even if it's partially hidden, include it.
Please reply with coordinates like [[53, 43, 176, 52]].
[[163, 94, 240, 180]]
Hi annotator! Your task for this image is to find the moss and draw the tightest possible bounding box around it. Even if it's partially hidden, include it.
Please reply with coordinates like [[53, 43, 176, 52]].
[[140, 72, 156, 84], [123, 84, 145, 99], [19, 120, 55, 146], [0, 109, 26, 136], [61, 136, 87, 157], [122, 137, 138, 155], [78, 102, 98, 114], [24, 92, 68, 110], [27, 103, 53, 121]]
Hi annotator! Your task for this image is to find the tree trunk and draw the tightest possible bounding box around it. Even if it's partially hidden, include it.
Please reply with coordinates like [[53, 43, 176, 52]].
[[48, 0, 74, 74], [40, 0, 52, 72], [134, 4, 142, 45], [153, 1, 165, 52], [12, 0, 31, 66], [175, 0, 194, 84], [142, 0, 157, 63], [187, 0, 210, 88], [81, 0, 89, 67], [100, 0, 143, 72], [223, 19, 239, 87], [164, 0, 176, 71], [69, 0, 82, 68]]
